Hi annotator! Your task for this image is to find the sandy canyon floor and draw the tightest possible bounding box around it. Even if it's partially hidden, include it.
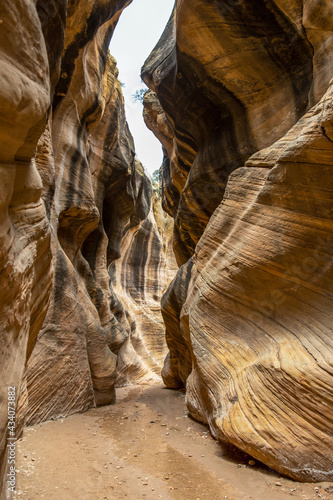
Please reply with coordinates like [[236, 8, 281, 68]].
[[15, 382, 333, 500]]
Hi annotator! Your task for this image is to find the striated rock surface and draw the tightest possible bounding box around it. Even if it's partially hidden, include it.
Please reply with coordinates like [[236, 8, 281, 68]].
[[20, 0, 137, 425], [142, 0, 332, 266], [143, 0, 333, 482], [0, 0, 54, 489], [24, 12, 172, 423], [152, 193, 178, 285], [113, 182, 174, 386], [0, 0, 174, 492]]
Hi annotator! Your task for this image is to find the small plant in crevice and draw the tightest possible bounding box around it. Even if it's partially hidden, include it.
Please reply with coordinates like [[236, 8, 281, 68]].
[[132, 85, 148, 104], [152, 169, 160, 196]]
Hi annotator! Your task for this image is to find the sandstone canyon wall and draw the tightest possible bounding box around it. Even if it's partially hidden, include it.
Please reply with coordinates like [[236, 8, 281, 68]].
[[142, 0, 333, 482], [112, 169, 175, 386], [1, 0, 333, 491], [0, 0, 173, 493]]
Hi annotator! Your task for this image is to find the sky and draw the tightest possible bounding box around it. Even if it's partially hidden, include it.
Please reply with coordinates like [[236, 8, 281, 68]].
[[109, 0, 174, 175]]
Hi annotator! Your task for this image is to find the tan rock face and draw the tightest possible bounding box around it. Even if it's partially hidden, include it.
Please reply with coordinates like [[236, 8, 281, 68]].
[[24, 3, 173, 422], [113, 189, 169, 386], [23, 0, 135, 425], [0, 0, 175, 490], [0, 0, 53, 487], [142, 0, 333, 266], [143, 0, 333, 482], [152, 194, 178, 285]]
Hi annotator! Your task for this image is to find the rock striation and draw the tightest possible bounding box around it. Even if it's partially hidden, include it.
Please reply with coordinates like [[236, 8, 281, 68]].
[[142, 0, 333, 482], [0, 0, 174, 492], [0, 0, 55, 488], [22, 3, 173, 423], [111, 163, 174, 387]]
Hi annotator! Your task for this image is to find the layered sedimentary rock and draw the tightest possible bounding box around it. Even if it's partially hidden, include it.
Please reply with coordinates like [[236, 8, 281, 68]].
[[113, 183, 175, 386], [152, 194, 178, 285], [142, 0, 333, 266], [23, 3, 172, 424], [0, 0, 55, 488], [25, 49, 125, 423], [143, 0, 333, 482], [0, 0, 173, 492]]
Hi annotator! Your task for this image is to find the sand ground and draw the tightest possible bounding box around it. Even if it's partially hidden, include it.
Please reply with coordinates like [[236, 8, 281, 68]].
[[14, 382, 333, 500]]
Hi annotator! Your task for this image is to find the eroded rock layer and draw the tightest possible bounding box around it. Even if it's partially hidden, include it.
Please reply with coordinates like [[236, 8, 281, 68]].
[[23, 3, 172, 423], [0, 0, 55, 488], [0, 0, 173, 491], [143, 0, 333, 482], [109, 163, 175, 387], [142, 0, 333, 266]]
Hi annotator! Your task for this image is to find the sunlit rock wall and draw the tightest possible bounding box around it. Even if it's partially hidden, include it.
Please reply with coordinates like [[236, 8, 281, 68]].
[[25, 51, 126, 425], [113, 178, 175, 386], [17, 0, 138, 428], [0, 0, 174, 492], [142, 0, 333, 482], [152, 194, 178, 285], [24, 2, 172, 425], [0, 0, 55, 489]]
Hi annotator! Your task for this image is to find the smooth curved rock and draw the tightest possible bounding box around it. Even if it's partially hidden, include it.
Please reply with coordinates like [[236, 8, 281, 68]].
[[1, 0, 176, 491], [25, 36, 174, 423], [143, 0, 333, 482], [0, 0, 53, 489], [25, 0, 134, 425], [142, 0, 333, 266], [183, 84, 333, 481], [113, 185, 177, 386]]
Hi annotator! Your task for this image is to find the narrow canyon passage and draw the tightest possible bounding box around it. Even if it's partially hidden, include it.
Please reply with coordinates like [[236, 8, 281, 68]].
[[1, 0, 333, 497], [15, 383, 330, 500]]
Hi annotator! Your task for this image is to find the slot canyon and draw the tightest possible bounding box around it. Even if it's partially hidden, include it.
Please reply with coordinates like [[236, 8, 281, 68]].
[[0, 0, 332, 499]]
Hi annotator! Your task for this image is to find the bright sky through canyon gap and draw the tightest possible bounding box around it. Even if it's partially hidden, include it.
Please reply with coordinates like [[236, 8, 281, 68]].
[[109, 0, 174, 175]]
